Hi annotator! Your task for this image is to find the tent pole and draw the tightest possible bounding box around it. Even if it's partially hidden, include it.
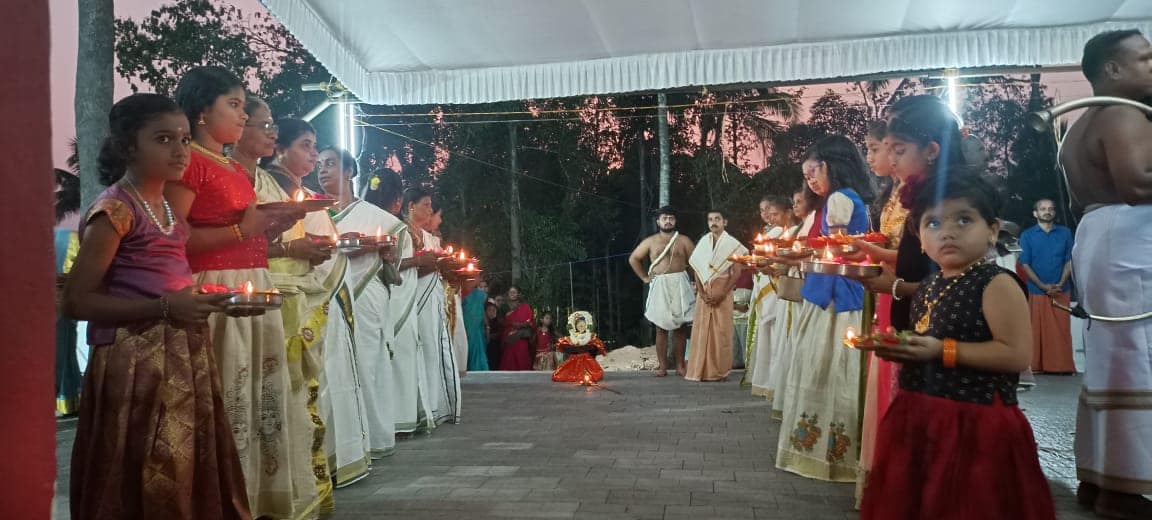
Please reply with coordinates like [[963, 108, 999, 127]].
[[658, 93, 671, 207]]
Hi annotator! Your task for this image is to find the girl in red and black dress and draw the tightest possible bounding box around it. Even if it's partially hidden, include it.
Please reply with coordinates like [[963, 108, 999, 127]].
[[860, 173, 1055, 519]]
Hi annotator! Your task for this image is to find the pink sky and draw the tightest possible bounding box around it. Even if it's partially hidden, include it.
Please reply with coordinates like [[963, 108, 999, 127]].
[[49, 0, 264, 169], [50, 0, 1092, 170]]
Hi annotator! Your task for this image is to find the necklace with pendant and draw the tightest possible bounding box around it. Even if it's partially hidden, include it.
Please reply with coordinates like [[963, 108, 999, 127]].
[[190, 141, 232, 167], [122, 180, 175, 235], [914, 260, 985, 334]]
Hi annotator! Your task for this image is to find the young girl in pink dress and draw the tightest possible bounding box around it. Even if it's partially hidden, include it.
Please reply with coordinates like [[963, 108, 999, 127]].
[[65, 93, 249, 519]]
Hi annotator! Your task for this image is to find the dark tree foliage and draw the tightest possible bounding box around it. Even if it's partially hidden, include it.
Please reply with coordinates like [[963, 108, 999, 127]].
[[112, 1, 1065, 345]]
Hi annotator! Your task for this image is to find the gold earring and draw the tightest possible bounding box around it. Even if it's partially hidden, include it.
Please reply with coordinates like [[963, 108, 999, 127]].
[[198, 114, 206, 126]]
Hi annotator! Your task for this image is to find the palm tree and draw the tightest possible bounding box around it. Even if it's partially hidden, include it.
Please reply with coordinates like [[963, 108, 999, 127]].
[[75, 0, 114, 208]]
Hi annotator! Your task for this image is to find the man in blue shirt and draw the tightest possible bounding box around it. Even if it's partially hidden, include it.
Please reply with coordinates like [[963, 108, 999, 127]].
[[1019, 199, 1075, 374]]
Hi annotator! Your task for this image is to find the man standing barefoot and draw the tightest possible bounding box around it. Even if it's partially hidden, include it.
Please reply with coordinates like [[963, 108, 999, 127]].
[[1060, 29, 1152, 520], [684, 209, 747, 382], [629, 207, 696, 376]]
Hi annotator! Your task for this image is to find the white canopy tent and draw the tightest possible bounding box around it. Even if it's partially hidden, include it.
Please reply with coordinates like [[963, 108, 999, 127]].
[[261, 0, 1152, 106]]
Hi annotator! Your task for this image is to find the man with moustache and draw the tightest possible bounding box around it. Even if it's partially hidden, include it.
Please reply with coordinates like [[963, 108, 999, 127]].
[[684, 210, 747, 382], [629, 206, 696, 377], [1019, 199, 1075, 374], [1060, 29, 1152, 519]]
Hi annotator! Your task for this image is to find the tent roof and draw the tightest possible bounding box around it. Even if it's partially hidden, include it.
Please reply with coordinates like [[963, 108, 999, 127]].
[[261, 0, 1152, 105]]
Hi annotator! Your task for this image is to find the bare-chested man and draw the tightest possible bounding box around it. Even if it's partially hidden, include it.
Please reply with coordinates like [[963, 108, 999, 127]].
[[1060, 29, 1152, 520], [629, 206, 696, 376]]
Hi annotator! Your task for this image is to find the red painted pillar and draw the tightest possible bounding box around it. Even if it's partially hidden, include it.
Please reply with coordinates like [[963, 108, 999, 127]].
[[0, 1, 56, 517]]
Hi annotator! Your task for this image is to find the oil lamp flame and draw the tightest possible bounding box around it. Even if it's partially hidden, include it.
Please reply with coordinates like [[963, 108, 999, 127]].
[[766, 243, 776, 256], [823, 246, 834, 261], [465, 262, 476, 272], [294, 190, 305, 202], [244, 281, 254, 294], [458, 251, 466, 261], [792, 241, 803, 253], [755, 232, 764, 244], [376, 226, 383, 240], [845, 326, 857, 342]]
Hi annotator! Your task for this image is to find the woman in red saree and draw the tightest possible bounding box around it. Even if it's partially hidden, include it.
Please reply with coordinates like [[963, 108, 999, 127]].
[[499, 286, 534, 370], [552, 311, 606, 383]]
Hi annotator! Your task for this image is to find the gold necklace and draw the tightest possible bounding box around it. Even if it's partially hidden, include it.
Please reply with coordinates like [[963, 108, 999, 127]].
[[914, 260, 985, 334], [190, 142, 232, 166]]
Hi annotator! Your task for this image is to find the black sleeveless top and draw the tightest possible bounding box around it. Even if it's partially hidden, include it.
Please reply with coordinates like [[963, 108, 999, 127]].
[[891, 222, 933, 330], [899, 262, 1025, 405]]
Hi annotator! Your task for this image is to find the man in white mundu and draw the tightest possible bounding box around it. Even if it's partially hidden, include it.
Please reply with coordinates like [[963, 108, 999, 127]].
[[629, 206, 696, 377], [685, 210, 747, 382], [1060, 30, 1152, 519]]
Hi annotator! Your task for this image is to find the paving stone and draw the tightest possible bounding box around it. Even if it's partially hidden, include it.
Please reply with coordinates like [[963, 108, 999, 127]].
[[50, 371, 1091, 519], [447, 465, 520, 477]]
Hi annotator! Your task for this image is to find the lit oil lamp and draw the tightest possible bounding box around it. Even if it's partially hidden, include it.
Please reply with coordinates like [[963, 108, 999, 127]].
[[337, 230, 384, 252], [844, 326, 859, 348], [801, 245, 882, 277], [224, 280, 283, 311], [294, 190, 305, 202], [455, 261, 482, 278]]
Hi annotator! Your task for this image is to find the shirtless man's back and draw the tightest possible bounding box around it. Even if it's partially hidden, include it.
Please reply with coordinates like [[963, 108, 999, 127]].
[[1058, 29, 1152, 519]]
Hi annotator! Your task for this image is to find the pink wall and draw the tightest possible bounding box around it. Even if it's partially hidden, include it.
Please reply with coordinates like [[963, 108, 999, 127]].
[[2, 1, 55, 517]]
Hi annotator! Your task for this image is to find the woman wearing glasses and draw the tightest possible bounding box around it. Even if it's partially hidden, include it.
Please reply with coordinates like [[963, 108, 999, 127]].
[[238, 106, 343, 515], [773, 135, 874, 483]]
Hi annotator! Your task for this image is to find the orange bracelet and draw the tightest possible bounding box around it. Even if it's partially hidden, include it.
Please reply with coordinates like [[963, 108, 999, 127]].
[[942, 338, 958, 368]]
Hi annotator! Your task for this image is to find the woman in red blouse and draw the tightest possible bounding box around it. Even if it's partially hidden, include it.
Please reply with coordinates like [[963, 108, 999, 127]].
[[165, 66, 313, 520]]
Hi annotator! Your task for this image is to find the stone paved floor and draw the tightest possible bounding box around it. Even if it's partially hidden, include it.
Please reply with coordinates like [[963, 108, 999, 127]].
[[54, 372, 1093, 519]]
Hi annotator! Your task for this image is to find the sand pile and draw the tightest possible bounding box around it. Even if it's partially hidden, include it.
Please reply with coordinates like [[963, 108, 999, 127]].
[[597, 345, 660, 372]]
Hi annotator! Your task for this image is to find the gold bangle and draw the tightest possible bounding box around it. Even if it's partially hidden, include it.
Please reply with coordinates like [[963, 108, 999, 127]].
[[942, 338, 958, 368], [231, 224, 245, 242]]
